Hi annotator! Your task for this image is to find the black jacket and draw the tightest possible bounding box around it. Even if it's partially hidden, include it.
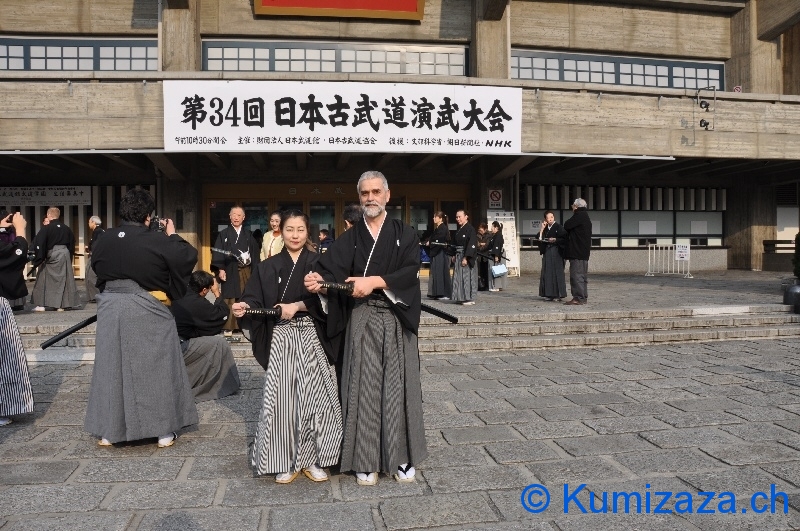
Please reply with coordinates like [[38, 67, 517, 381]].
[[563, 208, 592, 260], [170, 291, 230, 340], [0, 233, 29, 300]]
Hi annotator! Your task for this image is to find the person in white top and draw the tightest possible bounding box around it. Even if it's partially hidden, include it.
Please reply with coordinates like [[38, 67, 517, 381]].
[[260, 210, 284, 261]]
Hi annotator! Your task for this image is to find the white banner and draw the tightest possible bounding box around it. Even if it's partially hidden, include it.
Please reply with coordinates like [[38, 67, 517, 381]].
[[0, 186, 92, 207], [487, 210, 520, 277], [675, 244, 690, 261], [164, 81, 522, 154]]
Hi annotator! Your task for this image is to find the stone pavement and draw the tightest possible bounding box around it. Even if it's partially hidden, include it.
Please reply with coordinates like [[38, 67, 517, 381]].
[[4, 271, 800, 530]]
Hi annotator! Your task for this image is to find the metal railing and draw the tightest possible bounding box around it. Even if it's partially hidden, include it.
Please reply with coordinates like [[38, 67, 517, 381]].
[[645, 244, 692, 278], [764, 240, 796, 254]]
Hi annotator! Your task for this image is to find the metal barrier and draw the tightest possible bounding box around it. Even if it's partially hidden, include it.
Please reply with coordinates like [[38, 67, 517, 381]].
[[645, 244, 693, 278]]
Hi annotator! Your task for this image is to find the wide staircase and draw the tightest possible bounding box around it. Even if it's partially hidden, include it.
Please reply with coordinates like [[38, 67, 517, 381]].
[[20, 303, 800, 361]]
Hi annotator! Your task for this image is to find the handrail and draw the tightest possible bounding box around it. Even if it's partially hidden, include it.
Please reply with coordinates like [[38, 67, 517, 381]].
[[764, 240, 795, 254]]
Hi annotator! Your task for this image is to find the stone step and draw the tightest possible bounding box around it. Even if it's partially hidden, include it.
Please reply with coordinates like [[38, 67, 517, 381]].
[[417, 325, 800, 353], [418, 314, 800, 339]]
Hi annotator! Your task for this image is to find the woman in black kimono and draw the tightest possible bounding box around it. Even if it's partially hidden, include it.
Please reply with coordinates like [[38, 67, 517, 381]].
[[233, 210, 342, 484], [423, 211, 451, 300], [487, 221, 506, 292], [538, 210, 567, 301]]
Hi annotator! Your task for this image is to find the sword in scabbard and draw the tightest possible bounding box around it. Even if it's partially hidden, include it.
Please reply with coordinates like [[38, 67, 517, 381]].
[[210, 247, 251, 267], [242, 307, 282, 319], [317, 281, 459, 324], [40, 314, 98, 350]]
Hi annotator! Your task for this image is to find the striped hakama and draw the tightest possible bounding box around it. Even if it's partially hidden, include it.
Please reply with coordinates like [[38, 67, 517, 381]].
[[427, 251, 451, 299], [339, 298, 427, 474], [0, 297, 34, 418], [251, 316, 342, 475], [30, 245, 80, 309], [84, 280, 198, 443], [451, 250, 478, 303]]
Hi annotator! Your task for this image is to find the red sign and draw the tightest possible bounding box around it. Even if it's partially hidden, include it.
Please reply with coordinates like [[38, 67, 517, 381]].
[[254, 0, 424, 20]]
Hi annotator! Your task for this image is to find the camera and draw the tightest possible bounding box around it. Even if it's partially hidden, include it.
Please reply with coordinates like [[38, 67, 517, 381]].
[[149, 215, 166, 232], [4, 214, 12, 223]]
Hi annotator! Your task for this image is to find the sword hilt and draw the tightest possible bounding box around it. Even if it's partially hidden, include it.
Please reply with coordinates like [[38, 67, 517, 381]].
[[243, 307, 282, 318], [317, 281, 355, 293]]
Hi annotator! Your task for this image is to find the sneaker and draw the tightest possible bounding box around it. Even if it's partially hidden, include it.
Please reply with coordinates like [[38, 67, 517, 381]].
[[462, 301, 476, 305], [0, 417, 12, 427], [488, 288, 499, 292], [97, 437, 112, 446], [223, 330, 233, 337], [56, 308, 65, 312], [394, 463, 416, 483], [356, 472, 378, 486], [275, 470, 300, 484], [32, 306, 45, 312], [303, 464, 329, 482], [157, 432, 177, 448]]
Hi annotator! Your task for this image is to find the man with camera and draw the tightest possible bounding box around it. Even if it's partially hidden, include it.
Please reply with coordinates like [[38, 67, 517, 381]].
[[30, 207, 80, 311], [0, 212, 30, 310], [170, 270, 241, 402], [85, 189, 198, 448]]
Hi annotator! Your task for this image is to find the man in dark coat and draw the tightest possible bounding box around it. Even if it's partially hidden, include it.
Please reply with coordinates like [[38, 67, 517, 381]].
[[563, 198, 593, 305], [84, 215, 105, 303], [305, 170, 426, 487], [170, 270, 240, 402], [0, 212, 30, 310], [212, 206, 261, 335], [30, 207, 80, 311]]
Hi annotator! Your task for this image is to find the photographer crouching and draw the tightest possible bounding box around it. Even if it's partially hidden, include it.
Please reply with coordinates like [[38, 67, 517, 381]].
[[85, 189, 198, 448]]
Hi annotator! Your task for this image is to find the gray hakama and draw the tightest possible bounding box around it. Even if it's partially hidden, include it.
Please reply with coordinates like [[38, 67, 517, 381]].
[[539, 245, 567, 299], [339, 299, 427, 474], [85, 260, 100, 302], [488, 264, 507, 290], [84, 280, 198, 443], [451, 250, 478, 303], [182, 336, 241, 402], [427, 252, 451, 299], [31, 245, 79, 309], [0, 297, 34, 418], [251, 317, 342, 475]]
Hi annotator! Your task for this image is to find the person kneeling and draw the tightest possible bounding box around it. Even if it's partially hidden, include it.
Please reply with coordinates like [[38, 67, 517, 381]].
[[170, 271, 241, 402]]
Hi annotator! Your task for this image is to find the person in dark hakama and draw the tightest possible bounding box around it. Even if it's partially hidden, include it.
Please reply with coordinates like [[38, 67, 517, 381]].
[[305, 171, 426, 486], [0, 212, 29, 311], [212, 206, 261, 335], [487, 221, 507, 292], [170, 271, 241, 402], [422, 211, 451, 300], [451, 209, 478, 305], [233, 210, 342, 484], [84, 216, 105, 303], [30, 207, 80, 311], [476, 223, 491, 291], [0, 212, 34, 426], [538, 210, 567, 301], [86, 189, 198, 448]]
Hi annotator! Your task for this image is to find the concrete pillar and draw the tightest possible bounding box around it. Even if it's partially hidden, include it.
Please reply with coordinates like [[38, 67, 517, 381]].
[[160, 0, 201, 72], [726, 177, 776, 271], [161, 176, 200, 250], [471, 0, 510, 80], [727, 0, 783, 94], [784, 23, 800, 95]]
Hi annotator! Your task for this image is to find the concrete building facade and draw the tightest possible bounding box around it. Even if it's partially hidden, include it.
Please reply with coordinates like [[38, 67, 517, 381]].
[[1, 0, 799, 275]]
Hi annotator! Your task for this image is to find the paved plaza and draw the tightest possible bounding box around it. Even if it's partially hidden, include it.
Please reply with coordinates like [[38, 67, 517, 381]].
[[4, 271, 800, 530]]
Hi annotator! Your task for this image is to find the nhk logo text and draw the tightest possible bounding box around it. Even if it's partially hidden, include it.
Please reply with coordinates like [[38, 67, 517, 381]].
[[520, 483, 789, 515]]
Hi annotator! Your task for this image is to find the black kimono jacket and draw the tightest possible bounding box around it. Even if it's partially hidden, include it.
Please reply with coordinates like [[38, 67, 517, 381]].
[[211, 225, 261, 298], [315, 217, 422, 338], [487, 231, 505, 260], [92, 222, 197, 301], [239, 247, 332, 370], [454, 223, 478, 267], [539, 222, 566, 257], [0, 233, 29, 300], [423, 223, 450, 257], [32, 221, 74, 267], [170, 291, 230, 339]]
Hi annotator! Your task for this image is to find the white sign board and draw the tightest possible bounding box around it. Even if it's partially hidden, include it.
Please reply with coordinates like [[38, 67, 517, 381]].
[[675, 244, 690, 261], [0, 186, 92, 207], [487, 211, 520, 277], [488, 189, 503, 209], [164, 81, 522, 154]]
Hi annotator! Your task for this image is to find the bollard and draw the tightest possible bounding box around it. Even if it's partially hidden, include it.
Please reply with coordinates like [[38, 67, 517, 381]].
[[785, 283, 800, 313]]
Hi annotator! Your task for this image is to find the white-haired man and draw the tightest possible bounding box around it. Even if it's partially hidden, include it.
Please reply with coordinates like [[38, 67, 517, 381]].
[[85, 215, 105, 303], [563, 198, 593, 305]]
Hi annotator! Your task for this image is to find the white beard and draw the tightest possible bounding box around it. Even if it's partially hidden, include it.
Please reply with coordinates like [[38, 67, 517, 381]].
[[364, 204, 385, 218]]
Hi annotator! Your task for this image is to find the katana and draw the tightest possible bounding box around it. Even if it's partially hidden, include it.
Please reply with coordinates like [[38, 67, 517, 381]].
[[210, 247, 251, 266], [40, 314, 97, 350], [317, 281, 459, 324]]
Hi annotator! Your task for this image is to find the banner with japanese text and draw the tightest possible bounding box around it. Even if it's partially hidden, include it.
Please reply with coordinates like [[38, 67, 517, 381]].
[[0, 186, 91, 207], [163, 81, 522, 155]]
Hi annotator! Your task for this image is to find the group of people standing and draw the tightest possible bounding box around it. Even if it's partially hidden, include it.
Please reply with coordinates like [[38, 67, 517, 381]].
[[2, 173, 425, 488], [424, 210, 507, 305]]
